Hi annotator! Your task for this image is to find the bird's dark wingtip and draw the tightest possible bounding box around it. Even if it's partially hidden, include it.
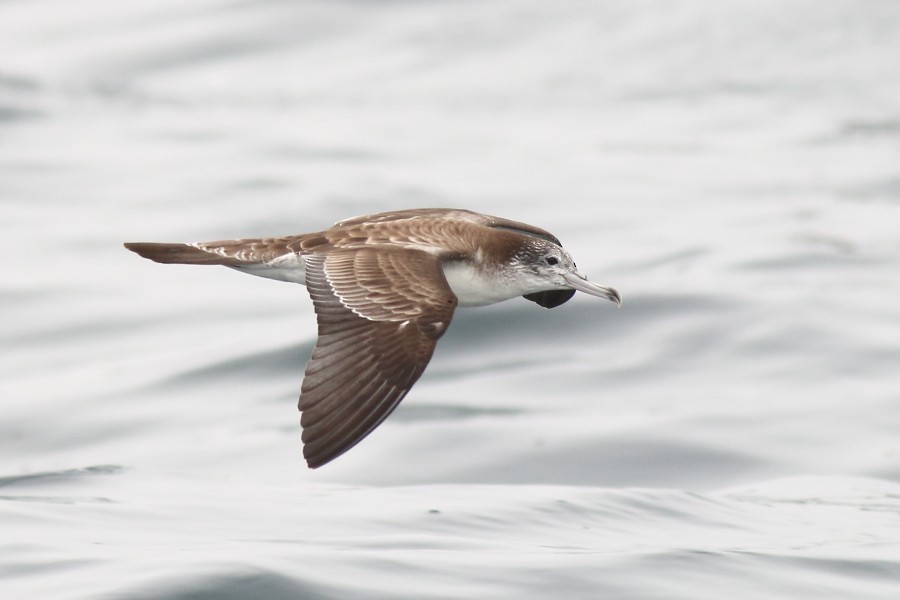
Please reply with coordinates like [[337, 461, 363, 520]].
[[303, 451, 326, 470]]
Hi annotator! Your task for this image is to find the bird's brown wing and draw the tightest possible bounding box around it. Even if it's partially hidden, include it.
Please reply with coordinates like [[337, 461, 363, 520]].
[[299, 248, 457, 468]]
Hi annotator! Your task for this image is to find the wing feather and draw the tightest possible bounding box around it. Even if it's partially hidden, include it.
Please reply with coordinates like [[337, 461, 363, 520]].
[[299, 249, 457, 468]]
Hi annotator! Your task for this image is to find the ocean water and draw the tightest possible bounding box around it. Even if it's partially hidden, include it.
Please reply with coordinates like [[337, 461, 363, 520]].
[[3, 1, 900, 598]]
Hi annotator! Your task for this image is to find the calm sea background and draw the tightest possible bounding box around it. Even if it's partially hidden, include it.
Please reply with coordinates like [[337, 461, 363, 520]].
[[3, 1, 900, 598]]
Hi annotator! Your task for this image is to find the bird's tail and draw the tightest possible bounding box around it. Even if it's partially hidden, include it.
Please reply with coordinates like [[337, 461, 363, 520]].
[[124, 242, 241, 265]]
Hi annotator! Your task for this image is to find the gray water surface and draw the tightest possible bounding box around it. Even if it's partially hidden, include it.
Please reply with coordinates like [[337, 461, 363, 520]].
[[3, 1, 900, 598]]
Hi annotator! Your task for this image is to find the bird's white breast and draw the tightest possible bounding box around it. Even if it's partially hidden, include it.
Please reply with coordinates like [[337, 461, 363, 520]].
[[441, 261, 522, 307]]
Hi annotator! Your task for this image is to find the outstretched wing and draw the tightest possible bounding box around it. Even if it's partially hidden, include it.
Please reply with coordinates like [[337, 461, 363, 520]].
[[299, 248, 457, 468]]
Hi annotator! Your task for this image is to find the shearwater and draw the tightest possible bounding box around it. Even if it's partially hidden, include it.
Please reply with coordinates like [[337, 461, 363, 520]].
[[125, 208, 621, 468]]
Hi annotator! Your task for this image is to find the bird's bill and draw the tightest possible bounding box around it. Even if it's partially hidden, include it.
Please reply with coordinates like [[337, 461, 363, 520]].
[[562, 272, 622, 306]]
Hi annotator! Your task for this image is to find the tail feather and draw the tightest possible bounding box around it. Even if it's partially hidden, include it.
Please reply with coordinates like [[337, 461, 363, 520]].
[[124, 242, 238, 265]]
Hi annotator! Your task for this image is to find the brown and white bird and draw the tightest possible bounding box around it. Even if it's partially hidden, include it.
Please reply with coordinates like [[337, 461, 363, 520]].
[[125, 208, 621, 468]]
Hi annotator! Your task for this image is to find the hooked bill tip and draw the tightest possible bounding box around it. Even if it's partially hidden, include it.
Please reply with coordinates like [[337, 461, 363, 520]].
[[610, 287, 623, 307], [562, 272, 621, 306]]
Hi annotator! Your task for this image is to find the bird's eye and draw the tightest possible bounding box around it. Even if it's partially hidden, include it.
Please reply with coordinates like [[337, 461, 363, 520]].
[[545, 256, 559, 266]]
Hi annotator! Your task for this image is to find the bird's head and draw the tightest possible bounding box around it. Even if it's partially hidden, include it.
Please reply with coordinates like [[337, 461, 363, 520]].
[[512, 238, 621, 308]]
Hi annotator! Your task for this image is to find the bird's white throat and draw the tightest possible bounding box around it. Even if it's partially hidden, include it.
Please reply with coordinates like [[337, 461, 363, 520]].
[[441, 260, 525, 307]]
